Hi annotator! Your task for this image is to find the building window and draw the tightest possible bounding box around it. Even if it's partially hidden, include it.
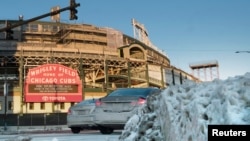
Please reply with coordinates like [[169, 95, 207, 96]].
[[52, 25, 58, 32], [29, 103, 34, 110], [130, 47, 144, 59], [29, 24, 38, 32], [60, 103, 65, 110], [8, 101, 13, 110], [40, 102, 45, 110], [42, 25, 50, 32], [70, 102, 75, 107]]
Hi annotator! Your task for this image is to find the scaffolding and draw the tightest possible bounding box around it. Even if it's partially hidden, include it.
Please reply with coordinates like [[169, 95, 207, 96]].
[[189, 60, 219, 81]]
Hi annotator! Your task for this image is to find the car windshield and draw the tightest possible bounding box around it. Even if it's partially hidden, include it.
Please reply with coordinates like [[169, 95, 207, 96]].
[[108, 88, 157, 97]]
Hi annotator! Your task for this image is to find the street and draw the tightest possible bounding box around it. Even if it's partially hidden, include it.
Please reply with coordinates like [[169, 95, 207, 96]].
[[0, 130, 121, 141]]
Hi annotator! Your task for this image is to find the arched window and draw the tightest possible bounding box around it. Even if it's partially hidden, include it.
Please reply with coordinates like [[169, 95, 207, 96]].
[[130, 47, 144, 59]]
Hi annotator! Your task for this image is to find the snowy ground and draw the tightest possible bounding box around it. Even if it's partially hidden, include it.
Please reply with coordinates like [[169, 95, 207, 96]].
[[0, 128, 120, 141], [119, 72, 250, 141]]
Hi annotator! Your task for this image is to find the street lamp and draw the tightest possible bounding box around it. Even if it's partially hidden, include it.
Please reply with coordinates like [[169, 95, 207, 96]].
[[235, 51, 250, 53]]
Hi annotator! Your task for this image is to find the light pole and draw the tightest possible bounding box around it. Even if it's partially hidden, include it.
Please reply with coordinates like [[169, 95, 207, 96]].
[[1, 60, 8, 131], [235, 51, 250, 53], [3, 69, 8, 131], [4, 81, 9, 131]]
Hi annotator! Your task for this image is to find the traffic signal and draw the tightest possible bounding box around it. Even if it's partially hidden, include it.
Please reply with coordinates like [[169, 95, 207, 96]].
[[5, 21, 14, 40], [70, 0, 78, 20]]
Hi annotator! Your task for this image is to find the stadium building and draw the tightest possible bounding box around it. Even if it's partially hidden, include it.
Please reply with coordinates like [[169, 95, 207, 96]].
[[0, 19, 199, 126]]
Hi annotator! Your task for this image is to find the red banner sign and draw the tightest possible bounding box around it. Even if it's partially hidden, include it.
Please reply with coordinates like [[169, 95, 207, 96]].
[[25, 64, 82, 102]]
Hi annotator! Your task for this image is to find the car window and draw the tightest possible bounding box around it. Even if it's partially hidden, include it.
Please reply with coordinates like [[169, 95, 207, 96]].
[[108, 88, 159, 97]]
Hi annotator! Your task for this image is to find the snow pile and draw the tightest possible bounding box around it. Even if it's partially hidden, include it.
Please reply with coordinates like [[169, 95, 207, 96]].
[[119, 92, 164, 141], [119, 73, 250, 141]]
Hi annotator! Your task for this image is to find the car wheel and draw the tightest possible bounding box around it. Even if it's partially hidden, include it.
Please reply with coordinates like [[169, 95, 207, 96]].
[[99, 127, 114, 134], [71, 127, 81, 134]]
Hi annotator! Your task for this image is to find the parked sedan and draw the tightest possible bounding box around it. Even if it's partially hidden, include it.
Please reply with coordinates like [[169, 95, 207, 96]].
[[67, 99, 98, 133], [94, 87, 161, 134]]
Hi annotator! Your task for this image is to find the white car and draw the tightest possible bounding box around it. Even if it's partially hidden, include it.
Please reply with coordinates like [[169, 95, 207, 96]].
[[67, 99, 98, 133], [93, 87, 161, 134]]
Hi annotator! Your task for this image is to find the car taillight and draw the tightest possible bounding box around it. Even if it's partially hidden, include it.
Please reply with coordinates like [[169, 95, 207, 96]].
[[131, 98, 146, 106], [137, 98, 146, 105], [95, 99, 102, 106]]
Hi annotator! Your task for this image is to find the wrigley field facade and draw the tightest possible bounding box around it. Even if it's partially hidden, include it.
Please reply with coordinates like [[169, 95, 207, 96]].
[[0, 19, 199, 126]]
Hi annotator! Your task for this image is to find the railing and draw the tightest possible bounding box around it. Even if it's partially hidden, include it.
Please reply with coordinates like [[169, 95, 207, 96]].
[[17, 43, 56, 48], [0, 113, 67, 127]]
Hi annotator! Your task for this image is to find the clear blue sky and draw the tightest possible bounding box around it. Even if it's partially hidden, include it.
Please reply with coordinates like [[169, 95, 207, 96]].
[[1, 0, 250, 80]]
